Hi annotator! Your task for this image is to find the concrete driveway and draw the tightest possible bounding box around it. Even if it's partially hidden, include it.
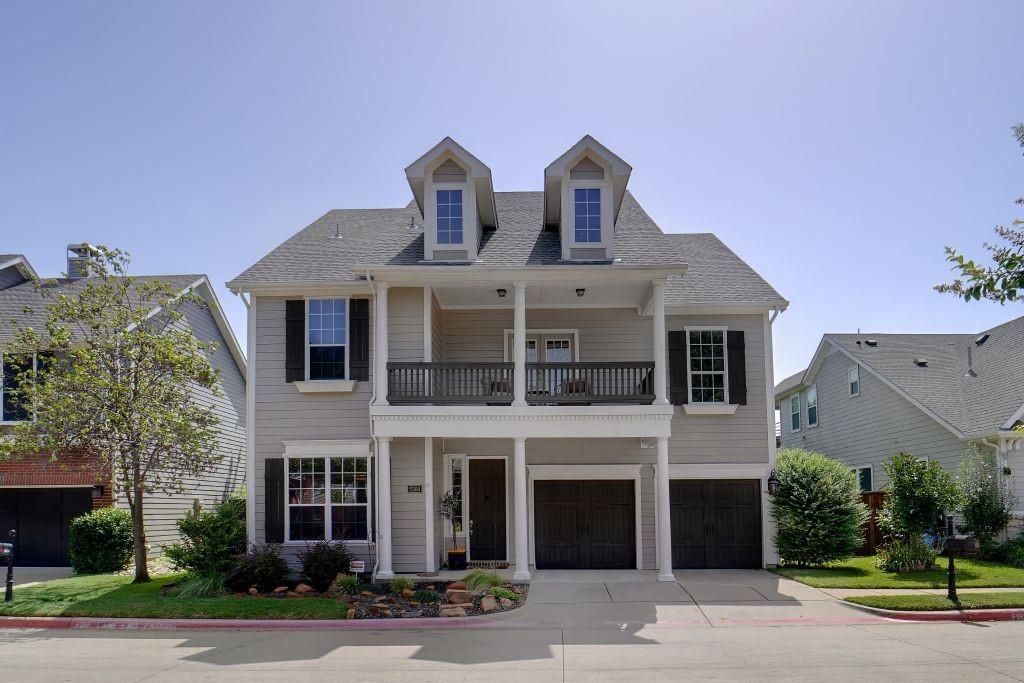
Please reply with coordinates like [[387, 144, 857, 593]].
[[11, 566, 73, 587]]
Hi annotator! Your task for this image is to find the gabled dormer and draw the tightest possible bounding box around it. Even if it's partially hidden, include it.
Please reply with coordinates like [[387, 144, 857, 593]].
[[544, 135, 632, 261], [405, 137, 497, 262], [0, 253, 37, 291]]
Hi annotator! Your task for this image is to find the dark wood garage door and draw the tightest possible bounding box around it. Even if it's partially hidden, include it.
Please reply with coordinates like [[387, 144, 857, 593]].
[[670, 479, 762, 569], [0, 489, 93, 566], [535, 480, 635, 569]]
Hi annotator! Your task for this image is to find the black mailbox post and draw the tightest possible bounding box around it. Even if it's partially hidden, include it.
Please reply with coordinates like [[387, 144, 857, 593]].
[[0, 529, 13, 603], [945, 515, 957, 602]]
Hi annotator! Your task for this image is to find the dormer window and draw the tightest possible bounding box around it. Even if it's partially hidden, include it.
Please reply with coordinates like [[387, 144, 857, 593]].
[[436, 189, 463, 245], [574, 189, 601, 243]]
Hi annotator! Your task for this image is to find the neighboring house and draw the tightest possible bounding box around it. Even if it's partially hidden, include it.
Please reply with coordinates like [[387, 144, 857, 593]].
[[0, 247, 247, 566], [228, 136, 788, 580], [774, 317, 1024, 503]]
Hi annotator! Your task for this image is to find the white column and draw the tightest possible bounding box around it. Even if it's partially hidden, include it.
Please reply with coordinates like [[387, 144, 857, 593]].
[[244, 295, 256, 546], [656, 436, 674, 581], [512, 437, 531, 581], [512, 282, 527, 407], [424, 436, 436, 573], [376, 436, 395, 579], [652, 279, 668, 405], [374, 282, 390, 405]]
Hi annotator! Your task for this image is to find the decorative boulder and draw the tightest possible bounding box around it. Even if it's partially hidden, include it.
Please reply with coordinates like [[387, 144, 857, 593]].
[[294, 583, 314, 595], [448, 581, 467, 591], [439, 606, 467, 618], [499, 597, 514, 608], [480, 596, 498, 613], [446, 589, 472, 604]]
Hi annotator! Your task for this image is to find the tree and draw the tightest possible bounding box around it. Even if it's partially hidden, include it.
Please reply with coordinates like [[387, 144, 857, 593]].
[[936, 124, 1024, 303], [880, 452, 958, 541], [0, 247, 222, 583], [956, 446, 1016, 554]]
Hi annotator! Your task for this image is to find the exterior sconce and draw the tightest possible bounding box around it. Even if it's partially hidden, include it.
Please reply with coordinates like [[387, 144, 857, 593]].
[[576, 288, 586, 297], [92, 485, 105, 501], [767, 469, 780, 496], [496, 288, 507, 298]]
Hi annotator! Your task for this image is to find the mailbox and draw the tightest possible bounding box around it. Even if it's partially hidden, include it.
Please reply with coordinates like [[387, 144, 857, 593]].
[[946, 535, 976, 553], [0, 543, 11, 558]]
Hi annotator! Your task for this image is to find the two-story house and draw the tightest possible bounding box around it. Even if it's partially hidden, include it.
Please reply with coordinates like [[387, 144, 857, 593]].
[[0, 247, 247, 566], [774, 317, 1024, 504], [228, 136, 788, 581]]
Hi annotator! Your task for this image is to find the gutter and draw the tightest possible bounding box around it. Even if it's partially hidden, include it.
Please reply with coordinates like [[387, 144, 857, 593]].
[[235, 290, 257, 547]]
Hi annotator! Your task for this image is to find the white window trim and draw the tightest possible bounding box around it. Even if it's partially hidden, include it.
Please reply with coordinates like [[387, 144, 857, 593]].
[[433, 183, 466, 246], [0, 352, 37, 425], [443, 453, 467, 544], [502, 329, 580, 362], [442, 453, 510, 563], [304, 296, 350, 382], [848, 365, 860, 398], [566, 172, 613, 253], [806, 384, 818, 428], [684, 325, 729, 405], [790, 393, 801, 432]]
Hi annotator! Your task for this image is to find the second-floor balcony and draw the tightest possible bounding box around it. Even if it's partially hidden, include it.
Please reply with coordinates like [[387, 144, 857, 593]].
[[386, 361, 655, 406]]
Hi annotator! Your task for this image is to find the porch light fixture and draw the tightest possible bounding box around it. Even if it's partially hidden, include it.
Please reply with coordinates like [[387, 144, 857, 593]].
[[767, 469, 780, 496], [91, 485, 105, 501], [496, 288, 507, 298], [575, 288, 586, 297]]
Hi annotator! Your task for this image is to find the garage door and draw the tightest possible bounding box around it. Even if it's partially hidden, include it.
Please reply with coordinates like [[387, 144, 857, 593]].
[[535, 480, 635, 569], [670, 479, 761, 569], [0, 489, 93, 566]]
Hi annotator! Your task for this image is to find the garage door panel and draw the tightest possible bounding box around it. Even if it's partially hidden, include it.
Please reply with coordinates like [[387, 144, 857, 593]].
[[535, 480, 635, 570], [671, 479, 761, 569], [0, 489, 92, 566]]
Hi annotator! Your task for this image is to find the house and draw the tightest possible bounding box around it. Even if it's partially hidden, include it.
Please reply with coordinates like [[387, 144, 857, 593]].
[[774, 317, 1024, 501], [228, 136, 788, 580], [0, 247, 247, 566]]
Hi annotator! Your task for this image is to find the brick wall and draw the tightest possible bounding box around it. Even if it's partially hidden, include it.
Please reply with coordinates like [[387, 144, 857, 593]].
[[0, 450, 112, 509]]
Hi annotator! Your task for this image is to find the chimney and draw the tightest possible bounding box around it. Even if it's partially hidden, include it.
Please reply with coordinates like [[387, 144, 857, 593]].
[[66, 243, 96, 279]]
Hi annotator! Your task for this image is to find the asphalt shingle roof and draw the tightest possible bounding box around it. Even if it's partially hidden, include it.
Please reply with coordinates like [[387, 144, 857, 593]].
[[228, 191, 787, 307]]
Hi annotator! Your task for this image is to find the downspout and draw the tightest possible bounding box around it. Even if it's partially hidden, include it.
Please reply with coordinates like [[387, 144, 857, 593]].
[[366, 269, 382, 580]]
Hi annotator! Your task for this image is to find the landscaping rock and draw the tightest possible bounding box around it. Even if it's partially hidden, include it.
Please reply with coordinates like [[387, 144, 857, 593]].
[[401, 588, 414, 598], [446, 589, 472, 604], [439, 606, 467, 618], [360, 590, 376, 598], [448, 581, 467, 590], [272, 586, 289, 593], [369, 604, 392, 617], [448, 602, 473, 609], [285, 591, 301, 599], [374, 595, 396, 604], [401, 610, 423, 618], [480, 596, 497, 613], [294, 583, 314, 595], [248, 587, 259, 596], [499, 597, 514, 608], [346, 608, 355, 620]]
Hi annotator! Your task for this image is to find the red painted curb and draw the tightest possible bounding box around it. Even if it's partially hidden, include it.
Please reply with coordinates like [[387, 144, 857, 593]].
[[0, 615, 503, 631], [843, 603, 1024, 623]]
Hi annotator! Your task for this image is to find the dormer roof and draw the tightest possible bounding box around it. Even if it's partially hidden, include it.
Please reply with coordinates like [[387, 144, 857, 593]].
[[543, 135, 633, 229], [404, 137, 497, 229]]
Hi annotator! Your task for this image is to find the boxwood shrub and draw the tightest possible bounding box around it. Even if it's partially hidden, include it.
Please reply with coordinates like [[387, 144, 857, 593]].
[[68, 507, 134, 574]]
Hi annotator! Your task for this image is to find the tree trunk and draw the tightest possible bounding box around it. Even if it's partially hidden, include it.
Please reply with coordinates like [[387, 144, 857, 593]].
[[131, 484, 150, 583]]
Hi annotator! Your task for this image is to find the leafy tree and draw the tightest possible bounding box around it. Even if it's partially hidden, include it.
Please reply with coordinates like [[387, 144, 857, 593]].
[[771, 448, 869, 567], [936, 124, 1024, 303], [880, 452, 958, 540], [0, 247, 222, 582], [956, 446, 1016, 554]]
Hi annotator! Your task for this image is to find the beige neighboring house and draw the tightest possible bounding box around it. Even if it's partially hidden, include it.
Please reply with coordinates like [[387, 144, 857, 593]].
[[228, 135, 788, 581], [775, 317, 1024, 505]]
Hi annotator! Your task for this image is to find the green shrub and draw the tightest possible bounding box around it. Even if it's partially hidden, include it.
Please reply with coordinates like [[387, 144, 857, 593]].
[[68, 507, 134, 574], [876, 537, 937, 573], [388, 577, 414, 595], [771, 448, 869, 567], [880, 452, 958, 540], [986, 533, 1024, 568], [412, 588, 441, 603], [172, 571, 228, 598], [957, 446, 1016, 553], [463, 568, 503, 592], [164, 495, 246, 576], [298, 541, 352, 591], [490, 586, 518, 601], [328, 573, 362, 596], [226, 544, 289, 592]]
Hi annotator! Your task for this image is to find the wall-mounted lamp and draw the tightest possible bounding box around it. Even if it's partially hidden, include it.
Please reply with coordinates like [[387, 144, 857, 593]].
[[767, 469, 780, 496], [496, 288, 507, 298], [575, 288, 586, 297], [91, 484, 105, 501]]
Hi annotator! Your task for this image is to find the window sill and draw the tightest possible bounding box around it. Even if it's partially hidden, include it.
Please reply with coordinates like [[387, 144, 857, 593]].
[[294, 380, 358, 394], [682, 403, 739, 415]]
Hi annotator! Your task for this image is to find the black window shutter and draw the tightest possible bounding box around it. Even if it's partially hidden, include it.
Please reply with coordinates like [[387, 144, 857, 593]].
[[265, 458, 285, 543], [727, 330, 747, 405], [285, 300, 305, 383], [349, 298, 370, 381], [668, 330, 688, 405]]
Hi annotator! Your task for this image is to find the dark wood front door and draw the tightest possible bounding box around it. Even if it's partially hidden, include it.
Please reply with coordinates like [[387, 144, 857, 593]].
[[0, 488, 93, 566], [468, 459, 506, 561], [670, 479, 762, 569], [535, 480, 635, 569]]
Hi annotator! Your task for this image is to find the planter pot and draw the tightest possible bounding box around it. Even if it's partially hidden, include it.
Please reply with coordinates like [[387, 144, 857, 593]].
[[447, 549, 467, 571]]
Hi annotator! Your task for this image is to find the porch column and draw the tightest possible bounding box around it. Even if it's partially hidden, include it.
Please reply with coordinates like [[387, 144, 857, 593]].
[[376, 436, 395, 579], [374, 282, 390, 405], [656, 436, 674, 581], [512, 437, 531, 581], [652, 279, 668, 405], [512, 282, 527, 407], [424, 436, 436, 573]]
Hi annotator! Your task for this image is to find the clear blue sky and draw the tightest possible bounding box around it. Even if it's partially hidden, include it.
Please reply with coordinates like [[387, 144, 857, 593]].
[[2, 1, 1022, 382]]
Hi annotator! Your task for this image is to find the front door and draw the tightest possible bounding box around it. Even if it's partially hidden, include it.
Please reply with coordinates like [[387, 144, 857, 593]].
[[468, 459, 506, 562]]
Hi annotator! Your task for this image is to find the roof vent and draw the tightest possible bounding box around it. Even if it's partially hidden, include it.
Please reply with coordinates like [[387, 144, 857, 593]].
[[331, 222, 342, 239], [965, 344, 977, 378], [913, 357, 928, 367], [864, 339, 878, 347], [975, 333, 990, 346]]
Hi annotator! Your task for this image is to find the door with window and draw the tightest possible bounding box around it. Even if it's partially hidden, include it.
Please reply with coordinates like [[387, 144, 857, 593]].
[[507, 333, 576, 397]]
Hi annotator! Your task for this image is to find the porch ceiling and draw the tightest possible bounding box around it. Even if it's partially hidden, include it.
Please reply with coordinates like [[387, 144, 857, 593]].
[[433, 280, 649, 309]]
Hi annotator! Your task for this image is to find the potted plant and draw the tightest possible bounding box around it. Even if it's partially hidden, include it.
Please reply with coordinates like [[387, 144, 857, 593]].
[[439, 490, 466, 570]]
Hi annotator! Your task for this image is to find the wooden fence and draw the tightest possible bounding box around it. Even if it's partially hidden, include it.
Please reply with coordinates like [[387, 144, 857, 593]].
[[858, 491, 885, 556]]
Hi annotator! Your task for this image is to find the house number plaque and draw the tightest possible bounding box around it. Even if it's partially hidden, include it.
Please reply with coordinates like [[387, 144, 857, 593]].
[[407, 485, 423, 493]]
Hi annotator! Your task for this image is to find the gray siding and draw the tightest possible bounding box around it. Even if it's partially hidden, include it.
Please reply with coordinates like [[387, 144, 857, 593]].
[[389, 288, 424, 362], [432, 159, 467, 183], [778, 344, 966, 488], [431, 292, 445, 362], [390, 438, 427, 573]]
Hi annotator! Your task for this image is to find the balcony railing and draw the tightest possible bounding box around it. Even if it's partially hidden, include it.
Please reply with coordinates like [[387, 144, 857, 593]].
[[385, 361, 655, 406]]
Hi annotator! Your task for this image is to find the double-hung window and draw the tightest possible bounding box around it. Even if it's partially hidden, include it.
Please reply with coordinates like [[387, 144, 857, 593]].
[[687, 329, 727, 403], [790, 394, 801, 431], [573, 188, 601, 243], [287, 456, 369, 542], [436, 189, 463, 245], [307, 298, 347, 380], [806, 385, 818, 427], [853, 466, 872, 492], [848, 366, 860, 397]]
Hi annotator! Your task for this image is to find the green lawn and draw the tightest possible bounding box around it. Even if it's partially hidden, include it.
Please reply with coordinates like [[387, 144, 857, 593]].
[[772, 556, 1024, 589], [0, 574, 349, 620], [847, 592, 1024, 611]]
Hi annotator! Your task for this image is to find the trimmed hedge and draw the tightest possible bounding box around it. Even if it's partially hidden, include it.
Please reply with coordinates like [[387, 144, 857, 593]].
[[68, 507, 134, 574]]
